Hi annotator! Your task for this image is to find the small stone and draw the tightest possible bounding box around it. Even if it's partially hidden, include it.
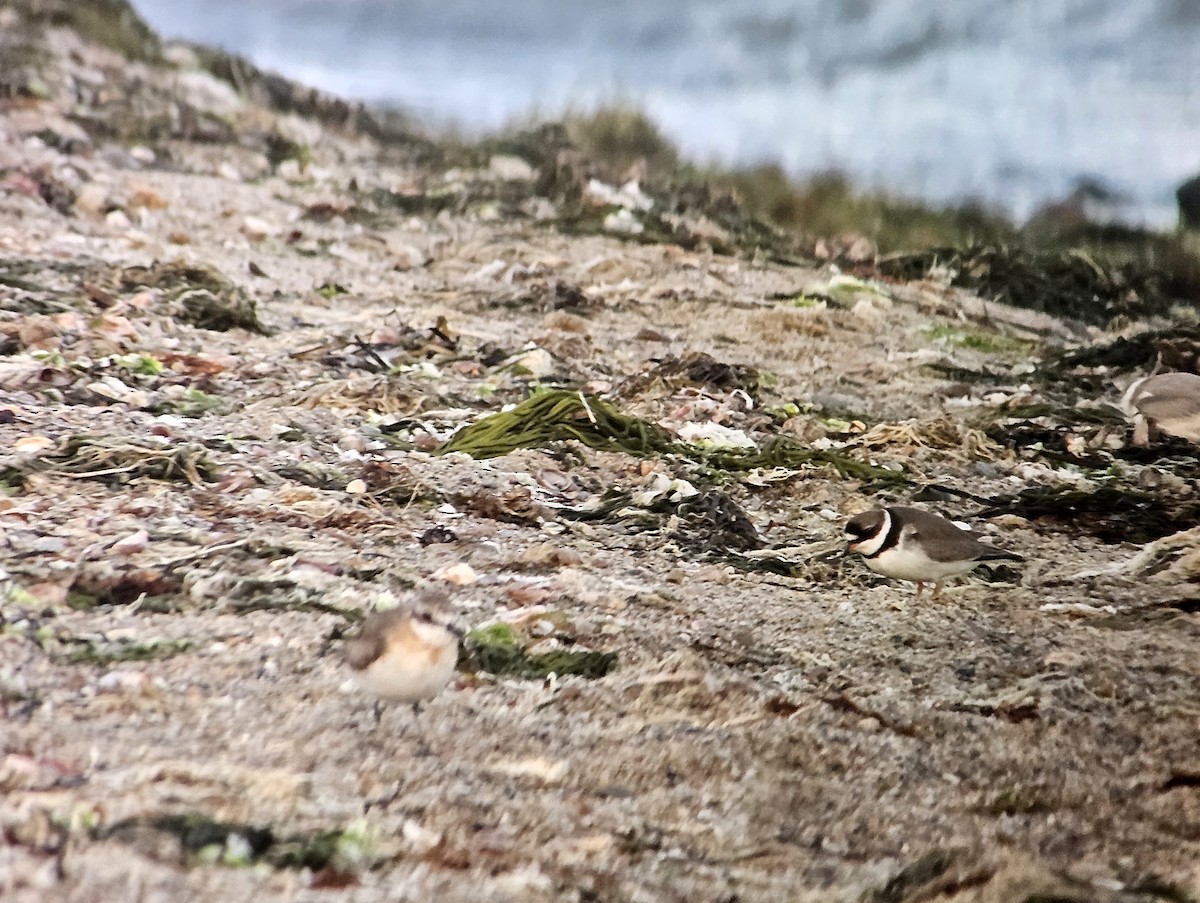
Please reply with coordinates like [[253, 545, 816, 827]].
[[105, 209, 132, 229], [127, 184, 168, 210], [277, 159, 305, 181], [345, 479, 367, 494], [520, 543, 583, 568], [241, 215, 275, 241], [508, 347, 555, 377], [96, 670, 152, 693], [433, 562, 478, 585], [851, 297, 884, 325], [14, 435, 54, 456], [73, 183, 108, 217], [217, 162, 242, 182], [603, 208, 643, 235], [111, 529, 149, 555], [491, 756, 569, 784], [488, 155, 536, 181], [391, 245, 428, 270]]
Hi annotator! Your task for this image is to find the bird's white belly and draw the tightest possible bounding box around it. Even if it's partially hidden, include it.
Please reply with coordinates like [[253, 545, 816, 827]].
[[355, 645, 456, 704], [867, 545, 978, 582], [1161, 411, 1200, 443]]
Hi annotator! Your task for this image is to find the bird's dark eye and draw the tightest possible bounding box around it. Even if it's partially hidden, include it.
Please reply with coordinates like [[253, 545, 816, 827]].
[[414, 610, 433, 623]]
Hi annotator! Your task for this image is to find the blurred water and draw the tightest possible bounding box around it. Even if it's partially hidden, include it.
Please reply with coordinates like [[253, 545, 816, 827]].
[[131, 0, 1200, 227]]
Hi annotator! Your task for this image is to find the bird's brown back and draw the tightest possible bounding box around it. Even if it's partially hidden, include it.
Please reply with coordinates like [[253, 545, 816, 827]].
[[345, 608, 409, 671], [1132, 373, 1200, 423], [892, 506, 1018, 562]]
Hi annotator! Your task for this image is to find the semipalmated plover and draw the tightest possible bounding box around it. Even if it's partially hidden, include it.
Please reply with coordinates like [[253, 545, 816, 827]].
[[845, 505, 1022, 598], [344, 602, 460, 721], [1120, 372, 1200, 446]]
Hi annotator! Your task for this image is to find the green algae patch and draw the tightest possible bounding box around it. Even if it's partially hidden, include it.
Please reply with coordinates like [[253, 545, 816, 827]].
[[464, 622, 618, 680], [149, 388, 227, 418], [699, 436, 906, 484], [467, 622, 520, 649], [921, 324, 1038, 356], [61, 636, 193, 666], [438, 389, 674, 459], [106, 813, 377, 874], [437, 389, 906, 485]]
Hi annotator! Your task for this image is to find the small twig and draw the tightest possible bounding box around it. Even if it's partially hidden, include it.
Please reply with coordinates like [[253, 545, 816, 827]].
[[821, 691, 924, 739], [429, 317, 459, 350], [158, 538, 250, 570], [51, 465, 139, 478], [352, 335, 392, 373], [578, 392, 597, 424]]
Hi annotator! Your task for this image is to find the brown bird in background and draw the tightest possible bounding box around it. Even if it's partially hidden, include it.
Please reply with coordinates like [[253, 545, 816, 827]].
[[1121, 372, 1200, 446], [344, 600, 460, 724]]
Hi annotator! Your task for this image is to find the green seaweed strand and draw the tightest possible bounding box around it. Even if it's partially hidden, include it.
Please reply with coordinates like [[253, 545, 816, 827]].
[[437, 389, 905, 484]]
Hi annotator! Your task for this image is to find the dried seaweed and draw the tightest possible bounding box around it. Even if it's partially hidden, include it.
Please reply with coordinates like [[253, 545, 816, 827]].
[[698, 436, 907, 484], [119, 259, 267, 334], [670, 489, 762, 553], [876, 245, 1169, 326], [976, 485, 1200, 544], [621, 351, 761, 399], [871, 850, 958, 903], [105, 812, 374, 872], [32, 436, 219, 487], [6, 616, 194, 663], [993, 401, 1127, 428], [276, 463, 350, 491], [1042, 326, 1200, 377]]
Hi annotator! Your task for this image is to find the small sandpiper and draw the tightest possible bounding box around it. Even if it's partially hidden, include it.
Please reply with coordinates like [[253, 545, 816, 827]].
[[344, 599, 460, 723], [845, 505, 1023, 598]]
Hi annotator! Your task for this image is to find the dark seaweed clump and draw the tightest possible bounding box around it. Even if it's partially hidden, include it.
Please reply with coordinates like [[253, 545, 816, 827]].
[[875, 245, 1176, 327], [976, 485, 1200, 544]]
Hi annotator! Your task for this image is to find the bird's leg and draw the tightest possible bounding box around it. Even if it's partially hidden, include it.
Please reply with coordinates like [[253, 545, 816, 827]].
[[931, 580, 943, 600], [1132, 415, 1150, 448], [915, 581, 925, 599], [411, 702, 433, 757], [373, 700, 383, 725]]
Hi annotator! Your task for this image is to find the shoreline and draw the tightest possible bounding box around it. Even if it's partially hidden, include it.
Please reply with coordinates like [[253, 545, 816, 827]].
[[127, 0, 1198, 228]]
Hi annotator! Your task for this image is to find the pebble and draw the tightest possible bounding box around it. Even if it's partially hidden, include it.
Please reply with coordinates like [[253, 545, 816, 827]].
[[104, 209, 131, 230], [241, 215, 275, 240], [488, 155, 536, 181], [73, 183, 108, 217]]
